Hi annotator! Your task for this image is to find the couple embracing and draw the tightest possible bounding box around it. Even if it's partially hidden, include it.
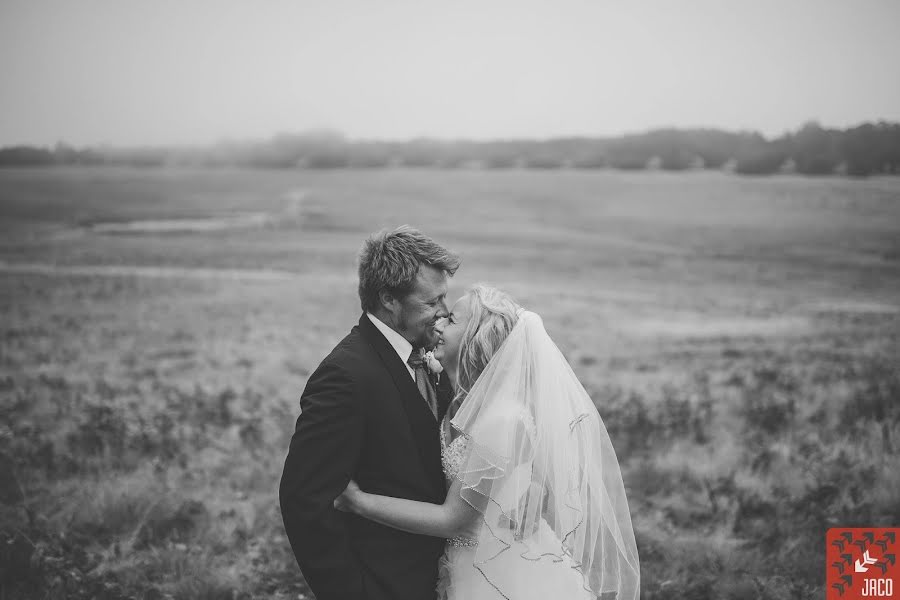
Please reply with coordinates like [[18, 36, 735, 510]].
[[279, 226, 640, 600]]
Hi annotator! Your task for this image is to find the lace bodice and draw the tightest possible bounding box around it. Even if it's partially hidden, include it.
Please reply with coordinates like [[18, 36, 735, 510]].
[[439, 430, 479, 550], [440, 431, 470, 483], [441, 408, 537, 484]]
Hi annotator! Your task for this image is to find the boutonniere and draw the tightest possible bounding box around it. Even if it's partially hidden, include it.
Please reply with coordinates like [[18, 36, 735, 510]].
[[423, 350, 443, 374], [423, 350, 443, 382]]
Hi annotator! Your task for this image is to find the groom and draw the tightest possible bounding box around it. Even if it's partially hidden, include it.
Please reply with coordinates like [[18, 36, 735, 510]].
[[280, 226, 460, 600]]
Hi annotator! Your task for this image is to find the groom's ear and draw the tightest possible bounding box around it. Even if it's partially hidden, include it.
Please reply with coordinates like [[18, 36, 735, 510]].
[[378, 289, 400, 314]]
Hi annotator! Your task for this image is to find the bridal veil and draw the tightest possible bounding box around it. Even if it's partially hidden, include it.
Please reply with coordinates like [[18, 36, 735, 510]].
[[449, 310, 640, 599]]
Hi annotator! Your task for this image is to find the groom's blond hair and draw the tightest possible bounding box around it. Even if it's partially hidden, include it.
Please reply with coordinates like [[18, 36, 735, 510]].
[[358, 225, 460, 313]]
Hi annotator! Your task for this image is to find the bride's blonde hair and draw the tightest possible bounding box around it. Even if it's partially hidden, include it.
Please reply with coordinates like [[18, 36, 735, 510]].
[[454, 284, 522, 405]]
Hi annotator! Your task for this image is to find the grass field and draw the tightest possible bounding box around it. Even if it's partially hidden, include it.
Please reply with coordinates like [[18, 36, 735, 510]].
[[1, 166, 899, 599]]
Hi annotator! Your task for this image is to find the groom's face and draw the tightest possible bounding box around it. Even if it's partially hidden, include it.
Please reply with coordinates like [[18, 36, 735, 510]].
[[390, 264, 450, 349]]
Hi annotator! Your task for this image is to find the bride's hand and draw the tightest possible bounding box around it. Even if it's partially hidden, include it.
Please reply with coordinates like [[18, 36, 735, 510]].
[[334, 479, 362, 513]]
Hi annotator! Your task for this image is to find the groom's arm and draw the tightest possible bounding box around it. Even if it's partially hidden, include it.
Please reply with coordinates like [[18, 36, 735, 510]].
[[279, 359, 367, 600]]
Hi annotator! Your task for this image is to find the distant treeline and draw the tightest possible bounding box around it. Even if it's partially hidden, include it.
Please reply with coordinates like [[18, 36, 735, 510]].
[[2, 121, 899, 177]]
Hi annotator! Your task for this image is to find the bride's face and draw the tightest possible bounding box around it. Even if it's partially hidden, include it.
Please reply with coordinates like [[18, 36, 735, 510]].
[[433, 295, 470, 372]]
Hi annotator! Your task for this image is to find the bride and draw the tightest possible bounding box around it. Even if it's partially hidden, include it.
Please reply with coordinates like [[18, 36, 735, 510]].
[[335, 285, 640, 599]]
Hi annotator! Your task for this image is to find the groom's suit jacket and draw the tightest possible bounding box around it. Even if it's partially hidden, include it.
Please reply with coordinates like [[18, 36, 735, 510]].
[[280, 314, 451, 600]]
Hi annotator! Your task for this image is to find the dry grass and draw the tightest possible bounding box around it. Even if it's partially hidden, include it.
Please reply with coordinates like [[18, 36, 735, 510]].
[[1, 167, 899, 598]]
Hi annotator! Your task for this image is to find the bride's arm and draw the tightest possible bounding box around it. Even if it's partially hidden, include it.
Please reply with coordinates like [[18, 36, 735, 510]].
[[336, 478, 479, 539]]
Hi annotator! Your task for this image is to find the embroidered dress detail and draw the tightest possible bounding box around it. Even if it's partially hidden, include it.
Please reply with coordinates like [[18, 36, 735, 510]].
[[446, 535, 479, 548], [440, 430, 478, 550], [440, 434, 471, 481]]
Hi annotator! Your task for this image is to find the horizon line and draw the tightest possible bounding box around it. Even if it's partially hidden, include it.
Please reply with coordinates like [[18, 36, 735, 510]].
[[3, 118, 899, 150]]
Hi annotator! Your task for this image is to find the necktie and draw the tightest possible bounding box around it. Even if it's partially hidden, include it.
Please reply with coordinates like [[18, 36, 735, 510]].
[[407, 349, 439, 420]]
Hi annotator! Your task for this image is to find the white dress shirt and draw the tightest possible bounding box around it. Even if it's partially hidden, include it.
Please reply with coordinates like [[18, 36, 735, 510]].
[[367, 313, 416, 380]]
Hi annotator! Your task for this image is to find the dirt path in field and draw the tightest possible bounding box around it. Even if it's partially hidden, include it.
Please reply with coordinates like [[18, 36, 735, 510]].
[[619, 314, 813, 338], [84, 188, 310, 235], [0, 260, 302, 282], [616, 299, 900, 340]]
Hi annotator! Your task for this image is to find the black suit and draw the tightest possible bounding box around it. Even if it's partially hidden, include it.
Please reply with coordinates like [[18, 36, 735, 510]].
[[280, 314, 451, 600]]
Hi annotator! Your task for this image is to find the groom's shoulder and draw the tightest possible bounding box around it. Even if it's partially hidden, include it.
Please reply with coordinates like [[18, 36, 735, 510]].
[[324, 325, 361, 359], [304, 323, 388, 397], [318, 322, 375, 374]]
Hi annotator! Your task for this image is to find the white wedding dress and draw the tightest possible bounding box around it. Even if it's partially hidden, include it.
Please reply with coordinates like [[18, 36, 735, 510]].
[[437, 427, 595, 600], [434, 311, 640, 600]]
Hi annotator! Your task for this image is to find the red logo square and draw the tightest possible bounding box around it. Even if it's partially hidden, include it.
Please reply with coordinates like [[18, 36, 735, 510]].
[[827, 528, 899, 599]]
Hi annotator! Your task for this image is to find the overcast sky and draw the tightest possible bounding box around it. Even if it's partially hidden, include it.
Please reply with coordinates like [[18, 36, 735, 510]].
[[2, 0, 899, 146]]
